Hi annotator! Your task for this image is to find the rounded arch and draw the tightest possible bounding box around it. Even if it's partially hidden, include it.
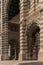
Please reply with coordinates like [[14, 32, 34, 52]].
[[27, 22, 40, 35], [27, 22, 40, 60], [30, 22, 40, 35]]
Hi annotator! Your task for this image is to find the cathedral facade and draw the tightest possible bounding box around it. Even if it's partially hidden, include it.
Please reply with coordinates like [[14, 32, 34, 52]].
[[0, 0, 43, 61]]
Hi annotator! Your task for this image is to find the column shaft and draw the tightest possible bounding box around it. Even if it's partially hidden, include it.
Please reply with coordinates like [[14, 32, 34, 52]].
[[1, 0, 9, 60], [19, 0, 29, 60]]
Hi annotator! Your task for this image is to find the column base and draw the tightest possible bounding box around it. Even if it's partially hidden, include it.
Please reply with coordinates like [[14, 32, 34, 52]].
[[19, 52, 23, 61], [1, 54, 9, 60], [38, 51, 43, 61], [19, 52, 28, 61], [0, 55, 1, 61]]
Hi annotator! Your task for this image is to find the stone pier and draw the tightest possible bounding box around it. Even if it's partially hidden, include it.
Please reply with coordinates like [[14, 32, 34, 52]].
[[1, 0, 9, 60], [19, 0, 29, 60]]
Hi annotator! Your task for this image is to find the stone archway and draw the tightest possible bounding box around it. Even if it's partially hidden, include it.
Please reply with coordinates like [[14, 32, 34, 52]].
[[27, 23, 40, 60]]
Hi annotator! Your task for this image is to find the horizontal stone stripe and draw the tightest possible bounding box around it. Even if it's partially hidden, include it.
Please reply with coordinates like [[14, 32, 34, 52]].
[[2, 39, 8, 40], [20, 28, 26, 30], [2, 44, 8, 46], [40, 35, 43, 38], [40, 40, 43, 43], [2, 44, 9, 47], [40, 38, 43, 41], [2, 46, 8, 48], [40, 41, 43, 43], [20, 0, 28, 4], [20, 4, 28, 8], [40, 30, 43, 33], [2, 42, 8, 43], [20, 3, 29, 7], [2, 50, 8, 54], [2, 37, 8, 39], [20, 38, 27, 41], [2, 34, 8, 36], [2, 32, 8, 34], [2, 43, 8, 45], [2, 34, 8, 38], [20, 29, 26, 32], [20, 33, 26, 36], [2, 27, 8, 29], [40, 24, 43, 27], [20, 27, 26, 30], [20, 6, 29, 10], [20, 45, 27, 47], [20, 41, 27, 43], [20, 43, 27, 46], [40, 43, 43, 46], [20, 48, 28, 50], [40, 27, 43, 29], [20, 38, 27, 42], [20, 31, 26, 34], [20, 34, 25, 37], [20, 42, 27, 44], [20, 35, 26, 38], [2, 45, 9, 47]]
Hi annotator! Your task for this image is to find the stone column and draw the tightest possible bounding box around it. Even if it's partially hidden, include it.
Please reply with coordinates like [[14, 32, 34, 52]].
[[1, 0, 9, 60], [19, 0, 29, 60]]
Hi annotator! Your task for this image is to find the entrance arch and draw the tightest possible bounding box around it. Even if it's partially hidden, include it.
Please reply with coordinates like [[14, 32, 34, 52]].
[[27, 23, 40, 60]]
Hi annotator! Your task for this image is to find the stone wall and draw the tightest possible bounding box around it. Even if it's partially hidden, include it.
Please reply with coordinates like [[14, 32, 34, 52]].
[[39, 0, 43, 51]]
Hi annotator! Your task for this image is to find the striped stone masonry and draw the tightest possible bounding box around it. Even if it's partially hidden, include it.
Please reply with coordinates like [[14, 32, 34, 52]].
[[39, 0, 43, 51], [19, 21, 28, 60], [19, 0, 29, 60], [20, 0, 29, 22], [1, 0, 9, 60], [0, 0, 43, 61]]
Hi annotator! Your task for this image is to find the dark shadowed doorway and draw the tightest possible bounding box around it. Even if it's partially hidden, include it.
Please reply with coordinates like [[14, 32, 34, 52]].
[[27, 23, 40, 60]]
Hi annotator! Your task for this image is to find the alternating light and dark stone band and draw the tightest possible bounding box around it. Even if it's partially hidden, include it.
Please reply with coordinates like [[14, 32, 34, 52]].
[[19, 0, 29, 60], [1, 0, 9, 60]]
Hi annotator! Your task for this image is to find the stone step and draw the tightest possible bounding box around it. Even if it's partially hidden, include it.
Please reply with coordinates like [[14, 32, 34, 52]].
[[18, 61, 43, 65], [0, 61, 43, 65]]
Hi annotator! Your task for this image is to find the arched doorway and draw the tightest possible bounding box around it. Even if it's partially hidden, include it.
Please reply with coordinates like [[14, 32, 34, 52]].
[[27, 23, 40, 60]]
